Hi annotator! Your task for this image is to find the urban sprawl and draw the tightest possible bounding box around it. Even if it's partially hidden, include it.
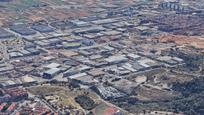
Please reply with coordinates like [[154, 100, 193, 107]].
[[0, 0, 203, 115]]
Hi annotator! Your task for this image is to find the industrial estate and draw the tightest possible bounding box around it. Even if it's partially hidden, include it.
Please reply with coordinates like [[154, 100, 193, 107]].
[[0, 0, 203, 115]]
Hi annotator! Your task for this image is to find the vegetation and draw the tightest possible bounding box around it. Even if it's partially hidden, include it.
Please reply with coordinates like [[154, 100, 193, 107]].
[[169, 93, 204, 115], [172, 77, 204, 97], [111, 77, 204, 115], [75, 95, 96, 110], [169, 77, 204, 114]]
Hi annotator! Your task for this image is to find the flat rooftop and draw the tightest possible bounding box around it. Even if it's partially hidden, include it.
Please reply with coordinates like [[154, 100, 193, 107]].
[[0, 28, 15, 39]]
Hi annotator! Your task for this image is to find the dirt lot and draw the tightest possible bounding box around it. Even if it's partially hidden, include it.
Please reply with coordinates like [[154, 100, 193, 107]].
[[154, 34, 204, 49], [134, 85, 179, 101]]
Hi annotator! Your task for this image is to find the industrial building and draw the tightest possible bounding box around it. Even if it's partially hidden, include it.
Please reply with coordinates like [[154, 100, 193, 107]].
[[10, 24, 36, 36], [43, 68, 61, 79], [0, 28, 14, 39]]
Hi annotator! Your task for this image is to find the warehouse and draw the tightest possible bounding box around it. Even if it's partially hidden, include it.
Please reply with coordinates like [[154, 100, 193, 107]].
[[81, 39, 95, 46], [43, 68, 61, 79], [83, 33, 104, 39], [127, 53, 141, 60], [91, 18, 119, 25], [105, 55, 128, 64], [156, 56, 179, 65], [0, 28, 14, 39], [73, 26, 105, 34], [10, 24, 36, 36], [70, 75, 98, 85], [50, 21, 70, 29], [87, 68, 105, 77], [0, 65, 13, 73], [45, 63, 61, 69], [9, 52, 23, 58], [69, 20, 90, 27], [19, 50, 31, 56], [91, 85, 126, 100], [110, 79, 139, 95], [62, 42, 81, 49], [68, 73, 87, 79], [58, 50, 79, 58], [0, 80, 20, 88], [102, 30, 122, 36], [26, 48, 41, 55], [31, 24, 54, 33], [80, 16, 99, 22]]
